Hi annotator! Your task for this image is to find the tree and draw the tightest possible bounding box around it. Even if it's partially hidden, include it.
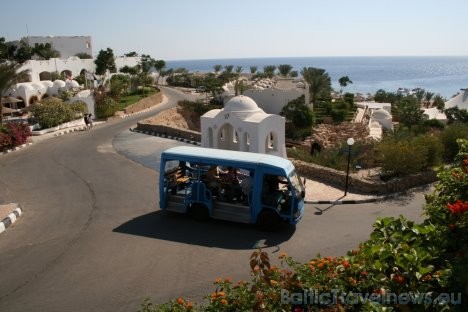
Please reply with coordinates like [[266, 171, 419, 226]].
[[0, 37, 17, 62], [301, 67, 332, 108], [160, 68, 173, 86], [444, 107, 468, 124], [213, 64, 222, 74], [424, 91, 434, 108], [0, 61, 30, 124], [290, 70, 298, 78], [338, 76, 353, 95], [414, 88, 426, 105], [140, 54, 156, 74], [263, 65, 276, 78], [94, 48, 116, 75], [433, 94, 445, 110], [203, 73, 224, 101], [224, 65, 233, 74], [124, 51, 138, 57], [109, 74, 130, 101], [281, 95, 314, 140], [75, 52, 92, 59], [278, 64, 292, 77], [153, 59, 166, 85], [235, 66, 243, 75], [397, 96, 424, 128], [280, 95, 314, 128], [12, 39, 32, 63], [249, 66, 258, 74], [32, 43, 60, 60]]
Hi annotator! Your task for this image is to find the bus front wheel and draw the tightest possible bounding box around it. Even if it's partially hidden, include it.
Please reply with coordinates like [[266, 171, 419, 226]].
[[189, 203, 209, 221], [257, 209, 281, 231]]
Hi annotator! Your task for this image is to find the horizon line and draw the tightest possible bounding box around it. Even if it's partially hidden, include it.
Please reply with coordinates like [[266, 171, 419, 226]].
[[164, 55, 468, 62]]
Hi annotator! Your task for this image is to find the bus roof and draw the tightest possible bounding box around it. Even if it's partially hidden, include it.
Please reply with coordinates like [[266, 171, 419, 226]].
[[162, 146, 294, 173]]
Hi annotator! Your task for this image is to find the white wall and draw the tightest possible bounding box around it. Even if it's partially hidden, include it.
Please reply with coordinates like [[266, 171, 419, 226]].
[[243, 88, 304, 115], [26, 36, 93, 59], [18, 56, 141, 83]]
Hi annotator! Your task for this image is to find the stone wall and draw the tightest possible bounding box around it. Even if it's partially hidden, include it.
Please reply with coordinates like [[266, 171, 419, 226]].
[[123, 92, 163, 114], [292, 159, 438, 195], [135, 123, 201, 142]]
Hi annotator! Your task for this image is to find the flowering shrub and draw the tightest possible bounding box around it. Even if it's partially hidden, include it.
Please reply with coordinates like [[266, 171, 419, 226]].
[[0, 123, 31, 152], [140, 139, 468, 312]]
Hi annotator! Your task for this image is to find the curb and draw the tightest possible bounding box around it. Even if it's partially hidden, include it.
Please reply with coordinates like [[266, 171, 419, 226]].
[[119, 101, 164, 119], [0, 204, 23, 235], [1, 143, 33, 155], [130, 128, 201, 146]]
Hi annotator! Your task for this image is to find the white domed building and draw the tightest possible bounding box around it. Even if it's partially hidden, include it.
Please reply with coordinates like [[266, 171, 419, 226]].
[[201, 95, 286, 158]]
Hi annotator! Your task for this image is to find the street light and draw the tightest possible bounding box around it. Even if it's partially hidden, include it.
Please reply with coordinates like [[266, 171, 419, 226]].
[[344, 138, 355, 196]]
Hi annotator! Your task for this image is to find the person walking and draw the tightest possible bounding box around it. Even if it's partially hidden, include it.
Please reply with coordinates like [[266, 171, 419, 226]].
[[88, 114, 93, 130], [84, 113, 90, 130]]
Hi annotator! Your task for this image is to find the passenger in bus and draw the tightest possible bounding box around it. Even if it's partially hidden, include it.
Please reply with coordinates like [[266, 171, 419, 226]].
[[240, 171, 254, 205], [220, 167, 242, 202], [262, 175, 288, 207], [206, 165, 224, 195]]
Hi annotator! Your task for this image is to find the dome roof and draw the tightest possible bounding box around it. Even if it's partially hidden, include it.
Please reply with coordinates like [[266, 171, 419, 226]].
[[371, 109, 391, 120], [18, 84, 34, 91], [224, 95, 260, 112], [66, 80, 80, 88], [53, 80, 66, 87], [41, 81, 54, 88]]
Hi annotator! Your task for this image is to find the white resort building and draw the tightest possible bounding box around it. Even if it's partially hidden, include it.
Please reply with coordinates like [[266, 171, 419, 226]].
[[201, 95, 287, 158]]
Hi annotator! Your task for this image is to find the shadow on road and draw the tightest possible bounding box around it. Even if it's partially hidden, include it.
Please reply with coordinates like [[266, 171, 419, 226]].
[[113, 210, 296, 250]]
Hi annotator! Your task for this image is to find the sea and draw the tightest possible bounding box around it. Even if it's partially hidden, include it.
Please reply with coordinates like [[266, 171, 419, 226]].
[[166, 56, 468, 99]]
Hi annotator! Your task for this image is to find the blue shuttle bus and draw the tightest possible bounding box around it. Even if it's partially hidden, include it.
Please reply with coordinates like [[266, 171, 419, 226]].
[[159, 146, 305, 230]]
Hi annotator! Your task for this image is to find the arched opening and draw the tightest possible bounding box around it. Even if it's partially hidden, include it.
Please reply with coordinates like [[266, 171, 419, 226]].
[[243, 132, 250, 152], [39, 71, 52, 81], [208, 127, 213, 147], [29, 95, 39, 105], [61, 70, 73, 80], [265, 131, 278, 153], [218, 123, 239, 151]]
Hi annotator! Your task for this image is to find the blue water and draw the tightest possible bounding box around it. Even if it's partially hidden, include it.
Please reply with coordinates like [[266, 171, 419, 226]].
[[166, 56, 468, 99]]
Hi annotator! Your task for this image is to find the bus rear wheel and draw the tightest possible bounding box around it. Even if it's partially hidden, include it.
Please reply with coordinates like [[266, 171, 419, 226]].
[[257, 209, 281, 231], [189, 203, 209, 221]]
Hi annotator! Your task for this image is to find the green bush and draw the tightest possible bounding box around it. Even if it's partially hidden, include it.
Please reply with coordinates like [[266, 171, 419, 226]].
[[95, 96, 119, 119], [68, 100, 87, 115], [440, 123, 468, 161], [32, 97, 75, 129], [377, 135, 443, 176], [178, 100, 219, 117]]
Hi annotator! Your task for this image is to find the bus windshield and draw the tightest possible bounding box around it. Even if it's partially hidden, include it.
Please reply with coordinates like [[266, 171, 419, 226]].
[[289, 170, 305, 198]]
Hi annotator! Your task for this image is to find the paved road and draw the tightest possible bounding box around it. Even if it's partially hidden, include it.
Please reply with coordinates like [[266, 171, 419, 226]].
[[0, 87, 428, 311]]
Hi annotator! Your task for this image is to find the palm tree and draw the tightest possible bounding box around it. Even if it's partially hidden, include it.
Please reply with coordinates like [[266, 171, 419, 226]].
[[0, 61, 29, 124], [338, 76, 353, 96], [424, 91, 434, 108], [263, 65, 276, 78], [301, 67, 332, 108], [250, 66, 258, 75], [213, 64, 222, 75], [278, 64, 293, 77], [414, 89, 426, 105], [153, 59, 166, 85]]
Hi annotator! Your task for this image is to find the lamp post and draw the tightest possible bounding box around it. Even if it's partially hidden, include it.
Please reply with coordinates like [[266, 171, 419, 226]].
[[344, 138, 355, 196]]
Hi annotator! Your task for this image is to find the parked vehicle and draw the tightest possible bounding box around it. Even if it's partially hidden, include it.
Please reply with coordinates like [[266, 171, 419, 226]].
[[159, 146, 305, 230]]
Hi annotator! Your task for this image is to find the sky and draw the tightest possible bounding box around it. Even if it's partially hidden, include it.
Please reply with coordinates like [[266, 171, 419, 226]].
[[1, 0, 468, 60]]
